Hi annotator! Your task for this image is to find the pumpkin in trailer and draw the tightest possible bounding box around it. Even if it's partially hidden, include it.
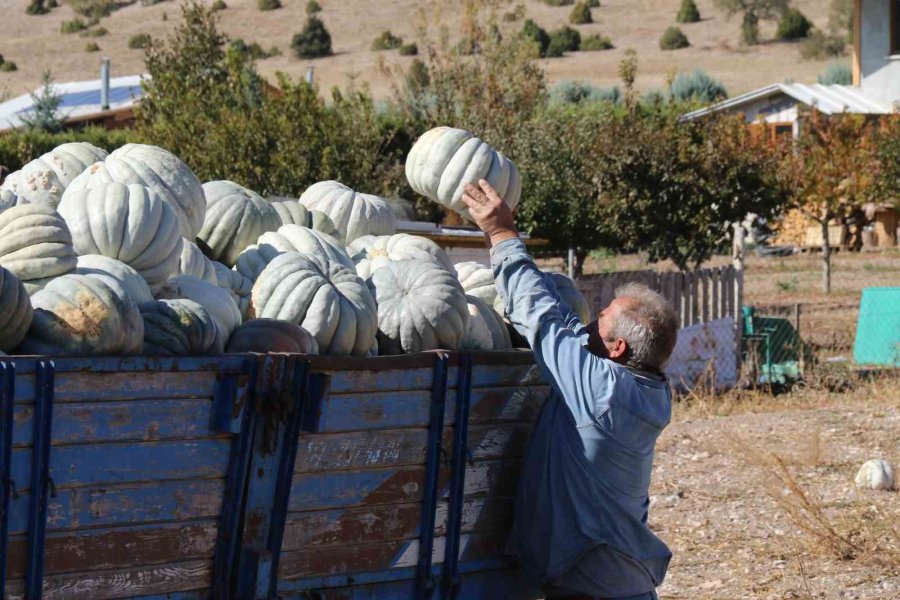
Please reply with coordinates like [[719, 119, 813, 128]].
[[198, 181, 282, 267], [178, 239, 217, 284], [0, 189, 29, 213], [57, 182, 183, 294], [298, 180, 396, 244], [235, 224, 352, 283], [368, 259, 469, 355], [0, 203, 77, 294], [348, 233, 454, 280], [0, 142, 108, 208], [0, 266, 33, 352], [156, 274, 242, 340], [461, 295, 512, 351], [454, 261, 503, 314], [66, 143, 206, 239], [226, 319, 319, 354], [269, 198, 340, 238], [405, 126, 520, 222], [213, 261, 253, 320], [140, 298, 224, 356], [18, 274, 144, 356], [75, 255, 154, 305], [250, 251, 377, 356]]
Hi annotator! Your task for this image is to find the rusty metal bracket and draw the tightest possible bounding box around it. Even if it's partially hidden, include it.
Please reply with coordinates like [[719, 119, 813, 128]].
[[443, 353, 473, 600], [25, 359, 55, 600]]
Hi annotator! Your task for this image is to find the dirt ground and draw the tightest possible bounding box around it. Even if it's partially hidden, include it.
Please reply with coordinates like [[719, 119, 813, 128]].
[[0, 0, 836, 99], [652, 377, 900, 600]]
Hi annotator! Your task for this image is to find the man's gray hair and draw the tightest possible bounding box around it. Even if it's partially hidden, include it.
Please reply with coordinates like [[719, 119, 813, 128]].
[[610, 283, 680, 370]]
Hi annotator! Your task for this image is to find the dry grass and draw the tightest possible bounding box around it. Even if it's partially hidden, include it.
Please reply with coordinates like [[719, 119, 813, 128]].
[[0, 0, 838, 99]]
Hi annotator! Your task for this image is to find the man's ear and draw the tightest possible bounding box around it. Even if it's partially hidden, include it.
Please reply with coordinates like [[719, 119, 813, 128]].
[[608, 337, 628, 360]]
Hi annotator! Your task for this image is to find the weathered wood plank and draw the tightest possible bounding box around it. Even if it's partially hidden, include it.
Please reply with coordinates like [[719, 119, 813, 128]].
[[280, 497, 513, 552], [711, 269, 720, 321], [12, 399, 224, 447], [467, 386, 548, 424], [700, 270, 710, 324], [10, 439, 231, 492], [8, 479, 225, 534], [4, 559, 211, 600], [5, 520, 218, 578], [287, 460, 520, 512], [13, 372, 223, 405]]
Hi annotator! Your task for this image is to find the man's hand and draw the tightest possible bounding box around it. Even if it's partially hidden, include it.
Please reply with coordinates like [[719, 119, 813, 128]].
[[461, 179, 519, 247]]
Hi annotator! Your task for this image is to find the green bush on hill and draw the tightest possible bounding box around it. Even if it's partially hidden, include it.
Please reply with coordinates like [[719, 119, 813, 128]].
[[129, 33, 152, 49], [82, 26, 108, 37], [570, 2, 592, 24], [257, 0, 281, 11], [61, 19, 88, 34], [85, 42, 100, 52], [211, 0, 226, 11], [522, 19, 551, 57], [669, 69, 728, 103], [676, 0, 700, 23], [399, 43, 418, 56], [581, 34, 613, 50], [777, 8, 812, 40], [292, 16, 333, 58], [659, 26, 689, 50], [371, 31, 403, 51], [547, 26, 581, 57], [817, 62, 852, 84], [306, 0, 321, 14]]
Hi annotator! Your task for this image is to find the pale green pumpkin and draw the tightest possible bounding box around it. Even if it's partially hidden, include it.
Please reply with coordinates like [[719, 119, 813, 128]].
[[0, 142, 108, 208], [75, 255, 154, 305], [298, 180, 396, 244], [0, 266, 32, 352], [177, 239, 217, 284], [0, 203, 77, 294], [140, 298, 223, 356], [156, 274, 242, 340], [461, 295, 512, 351], [235, 224, 352, 283], [348, 233, 454, 281], [198, 181, 282, 267]]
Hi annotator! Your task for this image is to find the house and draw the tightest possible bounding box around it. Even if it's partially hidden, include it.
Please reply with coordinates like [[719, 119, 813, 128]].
[[684, 0, 899, 248]]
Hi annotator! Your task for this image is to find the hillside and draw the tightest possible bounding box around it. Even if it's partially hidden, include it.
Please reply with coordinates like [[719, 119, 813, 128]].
[[1, 0, 842, 102]]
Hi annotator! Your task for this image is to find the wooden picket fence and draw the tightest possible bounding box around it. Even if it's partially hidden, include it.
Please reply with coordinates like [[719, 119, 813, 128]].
[[576, 265, 742, 328]]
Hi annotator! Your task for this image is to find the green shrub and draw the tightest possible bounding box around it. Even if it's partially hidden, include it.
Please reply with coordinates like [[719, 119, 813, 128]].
[[398, 42, 418, 56], [211, 0, 226, 10], [0, 127, 133, 172], [817, 62, 852, 84], [371, 30, 403, 51], [580, 34, 613, 50], [544, 0, 573, 5], [585, 0, 599, 7], [547, 26, 580, 57], [0, 62, 17, 73], [85, 41, 100, 52], [777, 8, 812, 40], [61, 18, 88, 34], [741, 11, 759, 45], [800, 28, 846, 59], [230, 38, 279, 60], [128, 33, 152, 49], [669, 69, 727, 103], [641, 88, 669, 105], [552, 80, 620, 104], [569, 2, 592, 24], [659, 26, 689, 50], [69, 0, 117, 18], [257, 0, 281, 10], [676, 0, 700, 23], [26, 0, 50, 14], [82, 26, 108, 37], [522, 19, 550, 57], [306, 0, 321, 13], [47, 0, 58, 7], [292, 16, 332, 58]]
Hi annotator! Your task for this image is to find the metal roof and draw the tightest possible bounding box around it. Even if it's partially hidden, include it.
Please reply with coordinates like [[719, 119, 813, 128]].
[[682, 83, 894, 120], [0, 74, 145, 132]]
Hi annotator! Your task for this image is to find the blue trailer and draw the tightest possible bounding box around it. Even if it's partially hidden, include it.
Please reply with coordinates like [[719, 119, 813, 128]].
[[0, 351, 547, 599]]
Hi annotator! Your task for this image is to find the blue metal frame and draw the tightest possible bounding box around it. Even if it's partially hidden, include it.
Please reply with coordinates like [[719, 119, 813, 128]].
[[0, 361, 15, 597], [416, 352, 450, 600], [25, 360, 55, 600], [443, 353, 473, 600], [212, 357, 260, 600]]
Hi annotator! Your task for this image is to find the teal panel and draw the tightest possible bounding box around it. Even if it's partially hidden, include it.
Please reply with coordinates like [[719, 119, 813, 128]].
[[853, 287, 900, 366]]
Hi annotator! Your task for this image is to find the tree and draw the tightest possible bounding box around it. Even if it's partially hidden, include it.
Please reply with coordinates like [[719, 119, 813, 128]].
[[715, 0, 790, 44], [776, 8, 812, 40], [21, 71, 63, 133], [660, 26, 690, 50], [677, 0, 701, 23], [570, 2, 592, 25], [292, 16, 333, 58], [786, 111, 881, 293]]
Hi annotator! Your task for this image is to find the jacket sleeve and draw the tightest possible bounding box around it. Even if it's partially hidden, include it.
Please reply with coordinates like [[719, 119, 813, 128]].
[[492, 238, 613, 425]]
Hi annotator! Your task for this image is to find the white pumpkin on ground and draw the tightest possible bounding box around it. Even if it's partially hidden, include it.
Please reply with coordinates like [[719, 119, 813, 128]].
[[0, 189, 29, 213], [235, 224, 352, 283], [348, 233, 454, 280], [0, 266, 33, 352], [250, 252, 376, 356], [66, 144, 206, 238], [140, 299, 223, 356], [75, 255, 154, 305], [368, 259, 468, 355], [855, 459, 895, 491], [198, 181, 282, 267], [156, 274, 242, 340], [0, 203, 77, 294], [0, 142, 108, 208], [213, 261, 253, 320], [548, 272, 592, 324], [57, 182, 183, 294], [405, 126, 521, 222], [226, 319, 319, 354], [178, 239, 217, 284], [298, 181, 396, 244], [19, 274, 143, 355], [461, 295, 512, 351]]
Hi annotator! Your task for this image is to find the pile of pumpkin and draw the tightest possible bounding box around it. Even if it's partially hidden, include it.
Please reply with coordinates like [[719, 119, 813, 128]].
[[0, 127, 589, 358]]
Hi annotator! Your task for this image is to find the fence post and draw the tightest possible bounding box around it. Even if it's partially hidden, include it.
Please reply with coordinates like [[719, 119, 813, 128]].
[[732, 224, 745, 325]]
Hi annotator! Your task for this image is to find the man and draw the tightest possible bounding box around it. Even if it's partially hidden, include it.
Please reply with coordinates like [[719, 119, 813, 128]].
[[461, 180, 679, 600]]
